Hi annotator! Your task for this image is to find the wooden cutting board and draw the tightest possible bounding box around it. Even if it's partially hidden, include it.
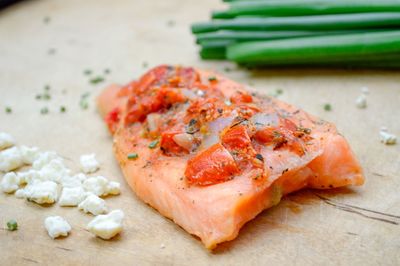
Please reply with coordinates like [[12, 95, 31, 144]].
[[1, 0, 399, 265]]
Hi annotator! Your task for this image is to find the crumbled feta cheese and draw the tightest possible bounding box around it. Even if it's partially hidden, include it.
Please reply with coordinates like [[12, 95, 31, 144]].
[[61, 173, 86, 188], [78, 193, 108, 215], [82, 176, 108, 196], [20, 146, 40, 164], [19, 180, 59, 204], [82, 176, 120, 196], [80, 153, 100, 174], [38, 158, 70, 183], [15, 188, 26, 198], [105, 181, 121, 196], [32, 151, 59, 170], [355, 94, 367, 109], [380, 128, 397, 145], [1, 172, 20, 193], [44, 216, 71, 239], [0, 132, 15, 150], [87, 210, 124, 239], [59, 186, 86, 206], [0, 147, 24, 172]]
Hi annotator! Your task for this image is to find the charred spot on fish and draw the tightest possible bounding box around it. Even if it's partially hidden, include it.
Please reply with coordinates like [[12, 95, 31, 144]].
[[255, 153, 264, 162], [282, 168, 289, 175]]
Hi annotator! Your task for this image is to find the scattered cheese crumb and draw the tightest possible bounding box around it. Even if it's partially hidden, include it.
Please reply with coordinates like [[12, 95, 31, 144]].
[[87, 210, 124, 239], [20, 146, 40, 164], [355, 94, 367, 109], [1, 172, 20, 193], [44, 216, 71, 239], [19, 180, 59, 204], [0, 132, 15, 150], [78, 193, 108, 215], [80, 153, 100, 174], [61, 173, 86, 188], [38, 158, 71, 183], [59, 186, 86, 206], [82, 176, 120, 197], [0, 147, 24, 172], [380, 128, 397, 145], [32, 151, 59, 170]]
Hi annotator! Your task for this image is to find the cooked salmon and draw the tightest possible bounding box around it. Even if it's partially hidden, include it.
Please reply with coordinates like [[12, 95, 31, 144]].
[[97, 65, 364, 249]]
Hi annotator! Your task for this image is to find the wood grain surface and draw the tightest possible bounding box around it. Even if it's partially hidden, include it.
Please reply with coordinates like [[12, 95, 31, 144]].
[[0, 0, 399, 265]]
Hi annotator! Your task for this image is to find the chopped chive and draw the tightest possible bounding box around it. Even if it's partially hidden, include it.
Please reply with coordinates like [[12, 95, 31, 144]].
[[80, 100, 88, 110], [60, 106, 66, 113], [44, 85, 50, 91], [324, 103, 332, 111], [148, 140, 159, 149], [5, 107, 12, 113], [142, 61, 148, 68], [43, 16, 50, 24], [127, 153, 139, 160], [208, 76, 217, 82], [40, 107, 49, 114], [84, 69, 92, 75], [6, 219, 18, 231], [90, 76, 104, 84], [35, 94, 42, 100], [104, 69, 111, 74], [42, 93, 51, 100], [276, 88, 283, 95]]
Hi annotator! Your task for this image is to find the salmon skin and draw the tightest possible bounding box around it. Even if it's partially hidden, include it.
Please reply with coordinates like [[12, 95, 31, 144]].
[[97, 65, 364, 249]]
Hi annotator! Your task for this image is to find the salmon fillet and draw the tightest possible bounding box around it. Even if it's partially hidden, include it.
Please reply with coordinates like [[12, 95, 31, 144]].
[[97, 65, 364, 249]]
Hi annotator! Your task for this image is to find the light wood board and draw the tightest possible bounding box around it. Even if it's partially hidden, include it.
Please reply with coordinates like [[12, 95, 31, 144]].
[[0, 0, 399, 265]]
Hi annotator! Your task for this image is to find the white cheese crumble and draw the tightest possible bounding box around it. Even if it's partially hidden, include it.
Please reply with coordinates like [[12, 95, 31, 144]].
[[44, 216, 71, 239], [78, 193, 108, 215], [18, 180, 59, 204], [380, 128, 397, 145], [1, 172, 20, 193], [61, 173, 86, 188], [59, 186, 86, 206], [32, 151, 59, 170], [355, 94, 367, 109], [361, 86, 369, 95], [87, 210, 124, 239], [82, 176, 120, 197], [20, 146, 40, 165], [0, 132, 15, 150], [80, 153, 100, 174], [0, 146, 24, 172], [38, 158, 71, 183]]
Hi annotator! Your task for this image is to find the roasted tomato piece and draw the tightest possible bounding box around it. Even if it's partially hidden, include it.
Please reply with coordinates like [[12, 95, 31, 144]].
[[221, 125, 251, 150], [230, 91, 253, 104], [160, 131, 188, 156], [185, 143, 239, 186], [105, 107, 120, 134]]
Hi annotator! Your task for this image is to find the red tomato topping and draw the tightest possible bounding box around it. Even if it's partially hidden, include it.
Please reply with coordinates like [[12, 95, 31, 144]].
[[185, 143, 239, 186], [105, 107, 120, 134], [230, 91, 253, 104], [221, 125, 251, 150], [160, 131, 188, 156]]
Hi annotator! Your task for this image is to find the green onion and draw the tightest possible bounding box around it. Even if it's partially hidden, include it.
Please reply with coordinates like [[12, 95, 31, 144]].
[[60, 106, 66, 113], [5, 107, 12, 113], [127, 153, 139, 160], [324, 103, 332, 111], [192, 13, 400, 34], [6, 219, 18, 231], [148, 140, 159, 149], [226, 30, 400, 66], [40, 107, 49, 114], [208, 76, 218, 81], [212, 0, 400, 19], [90, 76, 104, 84]]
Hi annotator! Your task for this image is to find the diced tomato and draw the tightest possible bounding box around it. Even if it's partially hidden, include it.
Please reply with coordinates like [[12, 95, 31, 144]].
[[160, 131, 188, 156], [185, 143, 239, 186], [230, 91, 253, 104], [105, 107, 120, 134], [221, 125, 251, 150]]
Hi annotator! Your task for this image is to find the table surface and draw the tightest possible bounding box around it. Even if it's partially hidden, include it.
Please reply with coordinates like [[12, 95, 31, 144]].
[[0, 0, 399, 265]]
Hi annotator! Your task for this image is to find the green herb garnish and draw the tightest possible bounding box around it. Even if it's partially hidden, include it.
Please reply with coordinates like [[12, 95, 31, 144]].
[[5, 107, 12, 113], [84, 69, 92, 75], [142, 61, 148, 68], [40, 107, 49, 114], [324, 103, 332, 111], [148, 140, 159, 149], [80, 92, 90, 110], [6, 219, 18, 231], [127, 153, 139, 160], [90, 76, 104, 85], [60, 106, 66, 113], [276, 88, 283, 95], [104, 69, 111, 75], [208, 76, 217, 82]]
